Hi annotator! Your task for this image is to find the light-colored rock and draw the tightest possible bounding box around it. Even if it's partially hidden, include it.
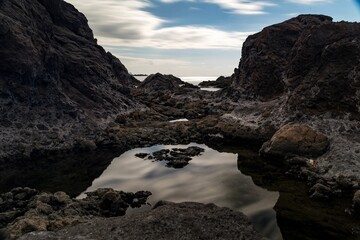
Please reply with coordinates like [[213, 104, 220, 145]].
[[260, 124, 329, 158]]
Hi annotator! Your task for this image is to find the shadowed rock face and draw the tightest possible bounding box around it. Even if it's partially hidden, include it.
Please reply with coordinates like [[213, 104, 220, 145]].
[[0, 0, 141, 159], [232, 14, 360, 118]]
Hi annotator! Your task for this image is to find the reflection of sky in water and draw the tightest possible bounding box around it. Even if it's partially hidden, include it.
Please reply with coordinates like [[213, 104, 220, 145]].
[[81, 143, 282, 240]]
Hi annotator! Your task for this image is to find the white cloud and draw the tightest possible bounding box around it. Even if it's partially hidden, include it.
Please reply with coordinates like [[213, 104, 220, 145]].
[[286, 0, 331, 4], [67, 0, 253, 50], [159, 0, 276, 14]]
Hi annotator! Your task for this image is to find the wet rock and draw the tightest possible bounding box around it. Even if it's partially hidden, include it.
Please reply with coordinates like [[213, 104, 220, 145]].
[[18, 201, 265, 240], [352, 190, 360, 214], [260, 124, 329, 159], [309, 183, 332, 200], [135, 146, 205, 168]]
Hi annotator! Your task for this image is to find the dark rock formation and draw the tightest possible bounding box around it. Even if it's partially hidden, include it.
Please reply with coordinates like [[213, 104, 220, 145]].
[[139, 73, 198, 91], [199, 76, 232, 88], [222, 14, 360, 187], [18, 201, 265, 240], [353, 190, 360, 215], [135, 146, 205, 168], [0, 187, 151, 239], [0, 0, 141, 160], [231, 14, 360, 119], [260, 124, 329, 159]]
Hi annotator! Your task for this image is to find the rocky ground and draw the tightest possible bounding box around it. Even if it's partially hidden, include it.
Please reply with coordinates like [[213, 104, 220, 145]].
[[17, 201, 265, 240], [1, 0, 360, 239]]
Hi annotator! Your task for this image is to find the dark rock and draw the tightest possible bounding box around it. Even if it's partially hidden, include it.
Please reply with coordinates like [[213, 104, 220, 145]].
[[352, 190, 360, 214], [199, 76, 232, 88], [230, 14, 360, 119], [0, 188, 151, 239], [138, 73, 199, 92], [136, 146, 205, 168], [0, 0, 141, 160], [309, 183, 332, 200], [18, 201, 265, 240], [260, 124, 329, 159]]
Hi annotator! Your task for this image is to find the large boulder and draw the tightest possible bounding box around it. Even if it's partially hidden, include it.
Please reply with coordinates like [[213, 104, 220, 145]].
[[260, 124, 329, 158]]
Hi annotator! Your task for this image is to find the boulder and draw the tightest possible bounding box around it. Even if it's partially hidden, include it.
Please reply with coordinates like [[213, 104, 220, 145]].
[[260, 124, 329, 158]]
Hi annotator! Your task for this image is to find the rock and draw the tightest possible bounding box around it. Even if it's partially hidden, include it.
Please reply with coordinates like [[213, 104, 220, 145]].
[[1, 188, 151, 239], [309, 183, 332, 200], [230, 14, 360, 118], [136, 146, 205, 168], [7, 216, 49, 239], [260, 124, 329, 159], [18, 201, 265, 240], [0, 0, 141, 160], [199, 76, 232, 88], [352, 190, 360, 214]]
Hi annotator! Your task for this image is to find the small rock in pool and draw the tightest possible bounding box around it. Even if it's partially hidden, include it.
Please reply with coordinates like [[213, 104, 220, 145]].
[[136, 146, 205, 169]]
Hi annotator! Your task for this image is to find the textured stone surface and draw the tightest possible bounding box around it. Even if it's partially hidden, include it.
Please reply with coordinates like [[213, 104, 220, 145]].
[[231, 14, 360, 118], [0, 0, 141, 160], [0, 188, 151, 239], [18, 201, 265, 240], [260, 124, 329, 158]]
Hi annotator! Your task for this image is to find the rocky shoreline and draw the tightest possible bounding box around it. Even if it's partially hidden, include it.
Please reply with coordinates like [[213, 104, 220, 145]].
[[1, 0, 360, 239]]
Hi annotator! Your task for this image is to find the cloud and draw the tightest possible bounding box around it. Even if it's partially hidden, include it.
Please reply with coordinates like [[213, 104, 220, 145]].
[[67, 0, 253, 50], [286, 0, 331, 4], [159, 0, 276, 14]]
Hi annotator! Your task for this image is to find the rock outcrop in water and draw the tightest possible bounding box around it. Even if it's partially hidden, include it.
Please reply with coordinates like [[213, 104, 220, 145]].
[[0, 0, 141, 160]]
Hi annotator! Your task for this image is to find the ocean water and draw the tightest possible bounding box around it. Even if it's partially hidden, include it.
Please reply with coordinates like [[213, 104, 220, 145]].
[[80, 143, 283, 240]]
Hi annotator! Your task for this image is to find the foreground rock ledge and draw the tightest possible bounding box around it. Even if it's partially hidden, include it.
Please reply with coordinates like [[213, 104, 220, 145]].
[[18, 201, 265, 240]]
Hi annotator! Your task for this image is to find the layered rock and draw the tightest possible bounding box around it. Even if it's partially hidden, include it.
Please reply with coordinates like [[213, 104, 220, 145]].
[[0, 0, 141, 160]]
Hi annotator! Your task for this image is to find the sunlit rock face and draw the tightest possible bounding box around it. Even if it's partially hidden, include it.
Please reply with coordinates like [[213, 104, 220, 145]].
[[231, 14, 360, 119], [0, 0, 141, 159]]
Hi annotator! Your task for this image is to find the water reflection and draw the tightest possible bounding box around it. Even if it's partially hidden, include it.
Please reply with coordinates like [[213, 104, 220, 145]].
[[81, 143, 283, 240]]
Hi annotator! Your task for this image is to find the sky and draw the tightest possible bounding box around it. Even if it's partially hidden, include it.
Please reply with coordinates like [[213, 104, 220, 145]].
[[67, 0, 359, 77]]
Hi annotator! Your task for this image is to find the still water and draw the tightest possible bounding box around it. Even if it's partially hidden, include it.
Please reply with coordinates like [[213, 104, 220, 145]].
[[81, 143, 283, 240]]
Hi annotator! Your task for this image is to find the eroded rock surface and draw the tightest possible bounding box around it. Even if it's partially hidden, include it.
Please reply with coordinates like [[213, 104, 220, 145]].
[[18, 201, 265, 240], [260, 124, 329, 159], [0, 188, 151, 239], [135, 146, 205, 168], [0, 0, 141, 160]]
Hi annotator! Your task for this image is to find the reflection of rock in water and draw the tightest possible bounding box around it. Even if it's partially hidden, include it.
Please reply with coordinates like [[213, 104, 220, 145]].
[[0, 148, 123, 197], [236, 150, 360, 240], [135, 146, 205, 168]]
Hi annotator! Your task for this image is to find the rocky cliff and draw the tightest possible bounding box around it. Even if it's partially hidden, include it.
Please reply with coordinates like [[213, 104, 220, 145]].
[[0, 0, 141, 159], [225, 15, 360, 191], [232, 14, 360, 119]]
